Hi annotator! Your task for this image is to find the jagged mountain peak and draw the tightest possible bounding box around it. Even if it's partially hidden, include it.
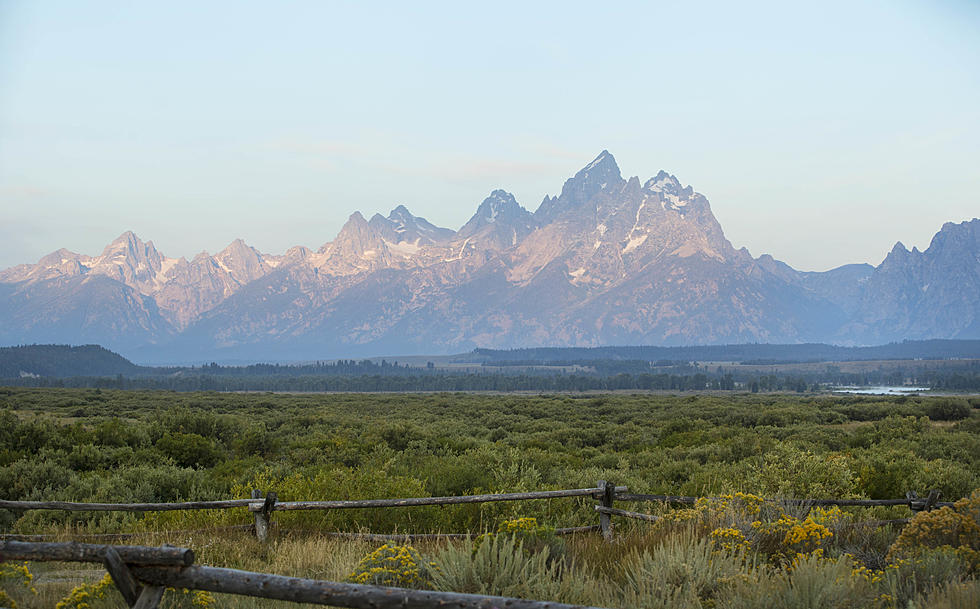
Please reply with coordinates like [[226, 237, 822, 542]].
[[536, 150, 626, 222], [389, 204, 413, 222], [931, 218, 980, 251], [457, 189, 535, 244], [222, 237, 250, 250], [100, 230, 153, 257], [570, 150, 622, 189], [37, 248, 81, 267], [367, 204, 454, 245], [476, 190, 521, 219], [215, 238, 269, 284], [884, 241, 911, 263], [583, 149, 618, 173], [345, 211, 369, 225], [645, 170, 680, 190]]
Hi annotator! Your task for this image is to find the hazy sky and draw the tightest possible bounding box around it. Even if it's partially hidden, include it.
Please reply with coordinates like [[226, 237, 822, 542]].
[[1, 0, 977, 272]]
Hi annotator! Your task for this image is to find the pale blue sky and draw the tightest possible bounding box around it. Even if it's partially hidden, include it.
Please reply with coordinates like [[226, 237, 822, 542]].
[[1, 0, 977, 271]]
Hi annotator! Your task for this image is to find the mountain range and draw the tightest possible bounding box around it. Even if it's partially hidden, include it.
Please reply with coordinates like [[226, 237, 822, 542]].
[[1, 151, 977, 362]]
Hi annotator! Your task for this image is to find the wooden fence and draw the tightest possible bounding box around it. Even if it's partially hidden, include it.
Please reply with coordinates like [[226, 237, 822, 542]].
[[0, 483, 953, 544], [0, 540, 606, 609], [0, 486, 960, 608]]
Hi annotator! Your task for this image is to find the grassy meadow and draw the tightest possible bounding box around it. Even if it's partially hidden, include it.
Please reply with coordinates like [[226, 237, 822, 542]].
[[1, 387, 979, 608]]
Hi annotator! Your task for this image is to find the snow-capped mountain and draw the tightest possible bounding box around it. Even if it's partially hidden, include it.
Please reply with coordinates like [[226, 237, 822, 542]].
[[1, 151, 977, 361]]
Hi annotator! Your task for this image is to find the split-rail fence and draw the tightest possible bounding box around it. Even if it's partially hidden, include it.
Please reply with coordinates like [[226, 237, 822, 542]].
[[0, 539, 608, 609], [0, 484, 960, 609], [0, 482, 953, 543]]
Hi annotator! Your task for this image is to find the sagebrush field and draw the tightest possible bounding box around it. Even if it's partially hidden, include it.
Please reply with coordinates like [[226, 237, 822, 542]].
[[1, 388, 978, 608]]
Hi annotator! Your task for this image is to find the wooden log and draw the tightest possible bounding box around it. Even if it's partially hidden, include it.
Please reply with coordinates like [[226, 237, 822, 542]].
[[840, 518, 910, 527], [594, 505, 660, 523], [321, 531, 475, 542], [249, 487, 627, 512], [0, 499, 254, 512], [251, 490, 274, 543], [556, 525, 601, 535], [0, 540, 194, 566], [0, 524, 254, 542], [615, 493, 699, 504], [131, 585, 165, 609], [307, 525, 600, 542], [907, 490, 944, 512], [614, 493, 954, 509], [131, 564, 607, 609], [103, 546, 142, 607], [596, 480, 614, 541]]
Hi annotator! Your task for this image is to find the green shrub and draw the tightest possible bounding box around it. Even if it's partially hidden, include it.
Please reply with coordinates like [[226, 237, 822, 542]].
[[621, 536, 744, 609], [926, 399, 972, 421], [155, 432, 221, 468], [880, 547, 972, 606], [855, 449, 921, 499], [723, 553, 877, 609], [473, 517, 563, 559], [913, 579, 980, 609], [756, 445, 856, 499], [431, 533, 595, 602]]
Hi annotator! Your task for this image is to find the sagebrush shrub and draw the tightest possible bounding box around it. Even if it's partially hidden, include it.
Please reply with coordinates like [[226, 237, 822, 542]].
[[346, 543, 434, 589], [887, 489, 980, 570]]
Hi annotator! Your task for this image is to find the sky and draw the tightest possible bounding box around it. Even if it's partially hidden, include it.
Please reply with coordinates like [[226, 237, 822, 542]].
[[0, 0, 977, 272]]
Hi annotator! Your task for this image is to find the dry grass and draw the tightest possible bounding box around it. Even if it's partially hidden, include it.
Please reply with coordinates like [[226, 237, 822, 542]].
[[10, 519, 978, 609]]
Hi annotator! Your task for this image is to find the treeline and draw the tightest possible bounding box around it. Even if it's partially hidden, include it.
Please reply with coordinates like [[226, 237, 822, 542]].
[[6, 370, 980, 393], [932, 373, 980, 391], [4, 344, 980, 391], [7, 365, 980, 392], [485, 359, 701, 375], [0, 344, 144, 378], [181, 359, 429, 377], [3, 372, 814, 392], [470, 339, 980, 364]]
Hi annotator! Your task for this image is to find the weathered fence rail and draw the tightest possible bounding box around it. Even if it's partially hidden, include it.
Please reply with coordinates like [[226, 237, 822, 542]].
[[1, 488, 948, 515], [0, 487, 624, 514], [0, 540, 193, 566], [0, 499, 254, 512], [248, 487, 621, 512], [131, 563, 604, 609], [0, 540, 608, 609], [614, 490, 953, 509], [594, 505, 660, 523], [0, 484, 955, 543]]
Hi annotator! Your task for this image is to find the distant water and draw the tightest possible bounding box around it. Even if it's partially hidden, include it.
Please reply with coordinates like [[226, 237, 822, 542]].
[[833, 386, 931, 395]]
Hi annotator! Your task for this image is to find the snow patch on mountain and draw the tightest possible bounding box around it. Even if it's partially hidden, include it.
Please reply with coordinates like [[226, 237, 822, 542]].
[[623, 234, 648, 254]]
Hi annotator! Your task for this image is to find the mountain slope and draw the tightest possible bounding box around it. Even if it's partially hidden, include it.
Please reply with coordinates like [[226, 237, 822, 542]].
[[846, 219, 980, 342]]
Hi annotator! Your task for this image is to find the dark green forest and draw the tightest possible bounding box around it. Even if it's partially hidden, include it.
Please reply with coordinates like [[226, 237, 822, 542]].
[[4, 344, 980, 391]]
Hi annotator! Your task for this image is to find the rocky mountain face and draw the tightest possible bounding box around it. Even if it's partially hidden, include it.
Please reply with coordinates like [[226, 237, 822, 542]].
[[1, 151, 977, 361]]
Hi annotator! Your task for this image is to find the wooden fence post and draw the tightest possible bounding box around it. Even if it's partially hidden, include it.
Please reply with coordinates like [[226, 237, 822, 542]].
[[103, 546, 141, 607], [597, 480, 615, 541], [907, 489, 941, 513], [131, 586, 165, 609], [252, 490, 277, 543]]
